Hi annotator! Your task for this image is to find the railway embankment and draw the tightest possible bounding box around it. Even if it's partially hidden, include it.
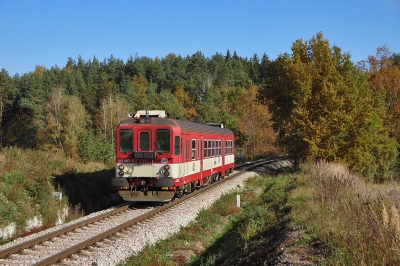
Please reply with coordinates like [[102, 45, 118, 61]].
[[2, 150, 400, 265], [0, 147, 119, 243], [121, 161, 400, 265]]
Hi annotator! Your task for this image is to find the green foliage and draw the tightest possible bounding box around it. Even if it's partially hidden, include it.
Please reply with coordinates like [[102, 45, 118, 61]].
[[0, 149, 64, 229], [0, 147, 112, 239], [0, 170, 35, 228], [238, 204, 276, 243], [259, 32, 398, 180], [156, 89, 185, 119], [77, 131, 114, 164], [0, 69, 16, 147], [1, 49, 279, 162], [5, 41, 397, 171]]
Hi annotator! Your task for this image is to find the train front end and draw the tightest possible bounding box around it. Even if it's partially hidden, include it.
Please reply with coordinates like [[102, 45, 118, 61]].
[[111, 111, 178, 202]]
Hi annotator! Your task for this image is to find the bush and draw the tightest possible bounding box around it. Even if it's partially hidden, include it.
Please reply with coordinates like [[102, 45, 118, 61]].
[[0, 147, 112, 239], [78, 132, 114, 164]]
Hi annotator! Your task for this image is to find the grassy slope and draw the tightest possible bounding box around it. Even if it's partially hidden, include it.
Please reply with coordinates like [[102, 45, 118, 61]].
[[119, 162, 400, 266], [0, 148, 115, 244], [119, 171, 304, 266]]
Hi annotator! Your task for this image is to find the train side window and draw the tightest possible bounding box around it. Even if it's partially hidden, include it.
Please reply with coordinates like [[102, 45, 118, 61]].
[[218, 140, 221, 156], [192, 139, 196, 160], [204, 140, 208, 157], [174, 136, 180, 155], [119, 129, 133, 152]]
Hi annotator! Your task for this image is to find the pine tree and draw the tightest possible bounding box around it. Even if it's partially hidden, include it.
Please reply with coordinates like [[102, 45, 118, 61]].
[[0, 69, 16, 147]]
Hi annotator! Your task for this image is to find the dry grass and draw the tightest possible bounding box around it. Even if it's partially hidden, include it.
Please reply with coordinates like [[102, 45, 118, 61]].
[[290, 161, 400, 265]]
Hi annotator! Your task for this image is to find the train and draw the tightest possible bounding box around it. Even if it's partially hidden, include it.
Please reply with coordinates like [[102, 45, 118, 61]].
[[111, 110, 235, 202]]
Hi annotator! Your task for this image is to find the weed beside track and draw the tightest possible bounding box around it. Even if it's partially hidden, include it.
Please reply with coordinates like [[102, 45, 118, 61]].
[[120, 161, 400, 266]]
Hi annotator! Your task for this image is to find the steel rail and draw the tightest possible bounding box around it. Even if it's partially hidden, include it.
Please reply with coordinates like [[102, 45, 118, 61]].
[[0, 204, 131, 259], [1, 157, 288, 265]]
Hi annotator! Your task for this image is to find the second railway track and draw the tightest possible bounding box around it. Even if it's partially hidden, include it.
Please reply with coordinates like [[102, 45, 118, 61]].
[[0, 157, 290, 266]]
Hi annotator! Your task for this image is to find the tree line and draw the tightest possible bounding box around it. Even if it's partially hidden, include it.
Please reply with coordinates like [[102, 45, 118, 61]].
[[0, 32, 399, 181]]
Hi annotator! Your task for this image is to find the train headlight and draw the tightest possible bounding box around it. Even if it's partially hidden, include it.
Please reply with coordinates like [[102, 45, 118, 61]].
[[118, 164, 125, 170], [164, 170, 170, 177], [163, 164, 170, 170], [140, 118, 151, 124], [118, 170, 124, 176]]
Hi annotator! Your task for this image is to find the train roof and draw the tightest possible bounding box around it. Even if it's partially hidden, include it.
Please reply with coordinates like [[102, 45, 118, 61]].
[[119, 117, 233, 136]]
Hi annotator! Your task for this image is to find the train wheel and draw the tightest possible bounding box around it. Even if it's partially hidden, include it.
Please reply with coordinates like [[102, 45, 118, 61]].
[[176, 186, 184, 198]]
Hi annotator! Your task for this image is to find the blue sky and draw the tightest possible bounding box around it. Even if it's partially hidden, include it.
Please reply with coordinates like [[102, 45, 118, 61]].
[[1, 0, 399, 76]]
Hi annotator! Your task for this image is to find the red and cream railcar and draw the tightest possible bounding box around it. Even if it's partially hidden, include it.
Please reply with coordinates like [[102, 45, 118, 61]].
[[111, 110, 235, 202]]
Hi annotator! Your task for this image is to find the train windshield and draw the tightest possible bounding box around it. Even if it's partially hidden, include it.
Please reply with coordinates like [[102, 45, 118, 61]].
[[119, 129, 133, 152], [156, 129, 170, 153]]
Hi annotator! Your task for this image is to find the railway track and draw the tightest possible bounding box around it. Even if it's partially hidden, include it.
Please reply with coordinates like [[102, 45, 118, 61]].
[[0, 157, 289, 266]]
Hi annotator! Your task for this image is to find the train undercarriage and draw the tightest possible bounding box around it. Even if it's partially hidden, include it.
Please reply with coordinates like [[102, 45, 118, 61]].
[[113, 169, 234, 202]]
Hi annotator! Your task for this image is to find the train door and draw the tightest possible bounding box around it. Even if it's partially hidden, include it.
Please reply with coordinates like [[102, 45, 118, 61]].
[[199, 136, 203, 179], [222, 137, 225, 168], [185, 134, 191, 175], [210, 140, 214, 173], [138, 130, 151, 151], [178, 134, 184, 178]]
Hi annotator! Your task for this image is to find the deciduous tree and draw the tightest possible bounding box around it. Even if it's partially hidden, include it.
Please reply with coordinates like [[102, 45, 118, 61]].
[[358, 46, 400, 142], [259, 33, 397, 180]]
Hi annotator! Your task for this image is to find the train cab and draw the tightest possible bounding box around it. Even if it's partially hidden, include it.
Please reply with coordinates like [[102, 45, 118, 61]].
[[111, 110, 235, 202]]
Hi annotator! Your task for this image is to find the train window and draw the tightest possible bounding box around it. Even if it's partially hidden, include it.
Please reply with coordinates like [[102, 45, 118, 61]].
[[119, 129, 133, 152], [218, 140, 221, 156], [192, 140, 196, 160], [140, 131, 150, 151], [204, 140, 208, 157], [156, 129, 170, 153], [212, 140, 216, 156], [174, 136, 180, 155]]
